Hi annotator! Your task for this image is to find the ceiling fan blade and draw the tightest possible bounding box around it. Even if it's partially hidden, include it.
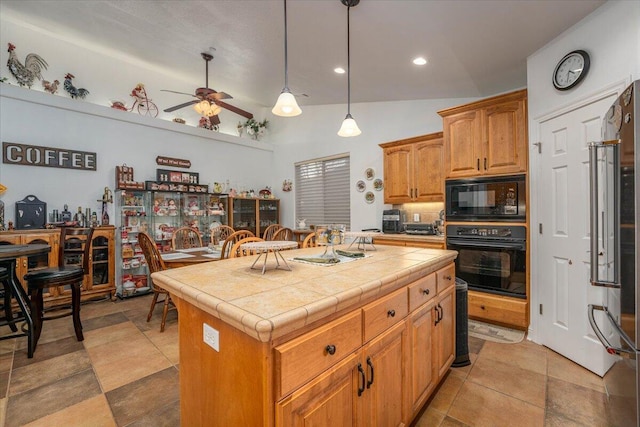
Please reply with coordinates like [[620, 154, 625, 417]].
[[164, 100, 198, 113], [208, 91, 232, 101], [161, 89, 197, 97], [210, 115, 221, 125], [215, 100, 253, 119]]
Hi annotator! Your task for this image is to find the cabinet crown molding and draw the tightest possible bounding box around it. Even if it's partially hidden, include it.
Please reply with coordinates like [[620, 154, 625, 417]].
[[438, 89, 527, 118]]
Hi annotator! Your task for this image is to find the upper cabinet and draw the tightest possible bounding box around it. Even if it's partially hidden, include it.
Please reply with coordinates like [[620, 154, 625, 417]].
[[439, 89, 528, 178], [379, 132, 444, 204]]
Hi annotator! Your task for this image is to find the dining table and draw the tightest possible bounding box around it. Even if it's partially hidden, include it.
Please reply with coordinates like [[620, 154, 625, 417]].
[[0, 243, 51, 357], [240, 240, 299, 274], [160, 246, 223, 268]]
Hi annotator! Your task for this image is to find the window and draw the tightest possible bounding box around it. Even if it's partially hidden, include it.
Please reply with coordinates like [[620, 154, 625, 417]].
[[295, 154, 351, 230]]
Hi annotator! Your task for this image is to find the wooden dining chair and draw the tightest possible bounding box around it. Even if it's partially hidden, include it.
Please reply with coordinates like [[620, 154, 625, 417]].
[[272, 227, 294, 241], [220, 230, 255, 259], [230, 237, 265, 258], [138, 232, 174, 332], [211, 225, 235, 245], [301, 233, 317, 248], [23, 226, 94, 356], [262, 224, 282, 241], [172, 226, 203, 250]]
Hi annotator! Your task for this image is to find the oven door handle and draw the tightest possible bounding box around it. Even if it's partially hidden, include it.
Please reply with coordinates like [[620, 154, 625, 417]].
[[446, 239, 525, 251]]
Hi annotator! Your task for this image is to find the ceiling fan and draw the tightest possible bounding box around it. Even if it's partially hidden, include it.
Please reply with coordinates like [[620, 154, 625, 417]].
[[162, 52, 253, 125]]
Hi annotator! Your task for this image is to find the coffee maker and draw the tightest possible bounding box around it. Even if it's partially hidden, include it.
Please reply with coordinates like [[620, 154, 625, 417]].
[[382, 209, 405, 233]]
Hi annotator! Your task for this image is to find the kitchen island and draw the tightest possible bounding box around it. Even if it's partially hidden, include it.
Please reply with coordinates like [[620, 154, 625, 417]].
[[152, 244, 457, 426]]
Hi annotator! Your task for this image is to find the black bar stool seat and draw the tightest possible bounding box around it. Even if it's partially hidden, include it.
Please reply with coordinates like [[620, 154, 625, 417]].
[[23, 227, 93, 355]]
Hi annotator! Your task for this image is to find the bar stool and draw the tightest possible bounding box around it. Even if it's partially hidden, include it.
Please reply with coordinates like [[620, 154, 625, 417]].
[[23, 227, 94, 355], [0, 266, 18, 332]]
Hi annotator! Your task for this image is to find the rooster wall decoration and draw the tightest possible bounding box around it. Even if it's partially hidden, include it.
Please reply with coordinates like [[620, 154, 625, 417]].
[[6, 43, 48, 88], [63, 73, 89, 99], [42, 79, 59, 95]]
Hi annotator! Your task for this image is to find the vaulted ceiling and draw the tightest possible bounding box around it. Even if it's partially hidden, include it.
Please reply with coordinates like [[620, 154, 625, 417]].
[[1, 0, 605, 108]]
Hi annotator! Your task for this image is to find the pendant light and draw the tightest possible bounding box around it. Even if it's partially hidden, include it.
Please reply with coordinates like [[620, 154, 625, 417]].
[[272, 0, 302, 117], [337, 0, 361, 137]]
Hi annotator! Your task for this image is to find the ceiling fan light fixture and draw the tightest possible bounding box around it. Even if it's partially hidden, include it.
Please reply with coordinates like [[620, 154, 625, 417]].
[[338, 113, 361, 137], [338, 0, 361, 137], [272, 89, 302, 116], [273, 0, 301, 117], [193, 100, 211, 116]]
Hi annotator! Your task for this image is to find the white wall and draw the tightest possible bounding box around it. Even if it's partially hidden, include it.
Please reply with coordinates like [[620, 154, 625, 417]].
[[526, 0, 640, 340]]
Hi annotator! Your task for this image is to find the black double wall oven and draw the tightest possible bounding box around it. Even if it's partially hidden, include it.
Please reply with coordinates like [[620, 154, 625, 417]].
[[445, 175, 527, 299]]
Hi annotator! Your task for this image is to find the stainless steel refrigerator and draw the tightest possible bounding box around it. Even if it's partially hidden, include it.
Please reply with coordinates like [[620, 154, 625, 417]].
[[588, 79, 639, 427]]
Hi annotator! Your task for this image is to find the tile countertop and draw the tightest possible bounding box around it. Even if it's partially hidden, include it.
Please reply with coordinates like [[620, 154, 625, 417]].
[[151, 245, 457, 343]]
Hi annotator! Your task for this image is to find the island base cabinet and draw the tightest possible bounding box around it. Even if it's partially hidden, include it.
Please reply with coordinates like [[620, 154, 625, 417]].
[[175, 299, 273, 427], [409, 299, 438, 416], [277, 320, 409, 427]]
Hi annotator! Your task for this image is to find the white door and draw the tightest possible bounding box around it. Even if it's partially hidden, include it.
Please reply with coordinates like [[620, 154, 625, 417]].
[[536, 93, 618, 376]]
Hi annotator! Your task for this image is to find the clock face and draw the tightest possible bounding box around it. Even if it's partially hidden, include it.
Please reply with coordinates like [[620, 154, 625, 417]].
[[553, 50, 590, 91]]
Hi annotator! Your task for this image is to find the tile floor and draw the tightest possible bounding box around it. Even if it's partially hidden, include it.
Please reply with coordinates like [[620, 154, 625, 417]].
[[0, 294, 617, 426]]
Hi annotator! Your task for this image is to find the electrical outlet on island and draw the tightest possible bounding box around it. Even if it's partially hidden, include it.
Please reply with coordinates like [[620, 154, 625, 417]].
[[414, 213, 420, 222], [203, 323, 220, 352]]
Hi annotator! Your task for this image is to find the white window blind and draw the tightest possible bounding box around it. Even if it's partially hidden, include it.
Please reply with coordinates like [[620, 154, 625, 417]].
[[295, 154, 351, 229]]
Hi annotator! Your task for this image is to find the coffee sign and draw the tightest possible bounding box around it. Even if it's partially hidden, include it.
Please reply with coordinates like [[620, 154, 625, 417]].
[[3, 142, 97, 171]]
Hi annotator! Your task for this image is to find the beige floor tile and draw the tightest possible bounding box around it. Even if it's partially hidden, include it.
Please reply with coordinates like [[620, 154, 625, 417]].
[[21, 394, 116, 427], [0, 397, 6, 427], [546, 377, 610, 426], [87, 333, 172, 392], [440, 417, 471, 427], [414, 407, 446, 426], [144, 324, 180, 365], [9, 349, 92, 395], [467, 356, 546, 408], [426, 372, 464, 414], [83, 320, 142, 349], [479, 340, 547, 376], [449, 353, 477, 380], [448, 381, 545, 427], [546, 349, 605, 393]]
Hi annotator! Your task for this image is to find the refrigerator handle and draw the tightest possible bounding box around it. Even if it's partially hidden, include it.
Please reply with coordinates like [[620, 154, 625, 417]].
[[588, 304, 637, 358], [588, 140, 621, 288]]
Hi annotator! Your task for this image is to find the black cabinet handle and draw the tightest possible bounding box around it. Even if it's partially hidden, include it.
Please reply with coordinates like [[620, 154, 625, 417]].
[[357, 363, 366, 396], [434, 305, 441, 326], [484, 157, 487, 170], [422, 288, 430, 295], [438, 303, 443, 322], [387, 309, 396, 318], [325, 344, 336, 355], [366, 357, 374, 389], [477, 158, 480, 170], [444, 275, 452, 281]]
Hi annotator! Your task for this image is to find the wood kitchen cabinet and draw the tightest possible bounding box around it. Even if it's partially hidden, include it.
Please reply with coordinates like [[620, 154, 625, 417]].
[[439, 89, 528, 178], [229, 197, 279, 237], [0, 227, 115, 307], [379, 132, 444, 203]]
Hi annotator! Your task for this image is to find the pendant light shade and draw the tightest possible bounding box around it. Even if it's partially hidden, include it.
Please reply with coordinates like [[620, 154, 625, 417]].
[[272, 0, 301, 117], [194, 100, 221, 117], [338, 0, 361, 137]]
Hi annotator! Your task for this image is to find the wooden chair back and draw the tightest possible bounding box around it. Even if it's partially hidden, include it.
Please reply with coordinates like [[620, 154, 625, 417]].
[[137, 232, 167, 286], [230, 237, 265, 258], [211, 225, 235, 245], [272, 227, 294, 242], [262, 224, 282, 241], [220, 230, 255, 259], [59, 227, 95, 273], [301, 233, 317, 248], [172, 227, 203, 250]]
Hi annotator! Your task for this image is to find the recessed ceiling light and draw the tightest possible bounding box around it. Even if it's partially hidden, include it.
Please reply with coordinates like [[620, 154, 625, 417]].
[[334, 67, 346, 74], [413, 57, 427, 66]]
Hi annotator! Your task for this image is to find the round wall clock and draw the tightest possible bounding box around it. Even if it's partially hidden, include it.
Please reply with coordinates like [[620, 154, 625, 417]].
[[552, 50, 590, 91]]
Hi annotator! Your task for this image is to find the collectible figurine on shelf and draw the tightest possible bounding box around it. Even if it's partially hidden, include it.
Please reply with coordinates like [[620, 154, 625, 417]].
[[130, 83, 159, 117], [42, 79, 59, 94], [6, 42, 48, 88], [167, 199, 177, 216], [64, 73, 89, 99]]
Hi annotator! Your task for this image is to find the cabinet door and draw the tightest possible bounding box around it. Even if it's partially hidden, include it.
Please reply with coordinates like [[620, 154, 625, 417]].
[[276, 352, 359, 427], [443, 110, 482, 178], [362, 320, 408, 427], [414, 138, 444, 202], [435, 286, 455, 379], [483, 99, 527, 175], [382, 145, 414, 203], [258, 199, 279, 238], [409, 299, 438, 415]]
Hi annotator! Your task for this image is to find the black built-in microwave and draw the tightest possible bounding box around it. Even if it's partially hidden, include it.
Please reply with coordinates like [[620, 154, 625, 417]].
[[445, 175, 526, 222]]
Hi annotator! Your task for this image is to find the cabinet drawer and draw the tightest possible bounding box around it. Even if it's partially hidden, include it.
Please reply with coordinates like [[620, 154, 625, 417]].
[[362, 287, 408, 343], [468, 291, 528, 329], [275, 310, 362, 398], [408, 273, 437, 312], [436, 264, 455, 293]]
